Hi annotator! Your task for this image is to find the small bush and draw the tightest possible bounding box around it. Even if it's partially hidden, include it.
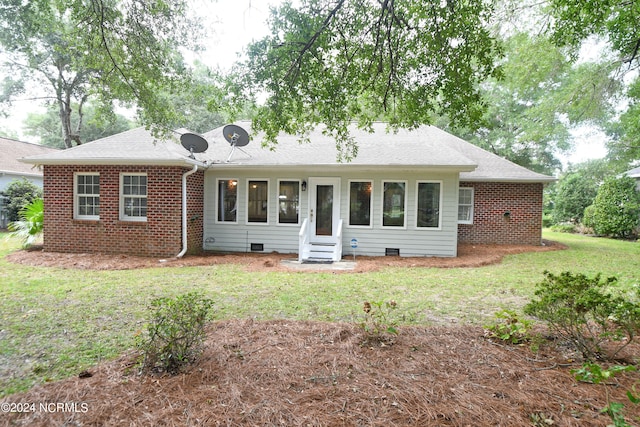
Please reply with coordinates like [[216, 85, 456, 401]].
[[360, 300, 399, 342], [137, 292, 214, 374], [484, 309, 533, 344], [1, 178, 42, 223], [524, 271, 640, 361], [549, 222, 576, 233], [8, 198, 44, 248]]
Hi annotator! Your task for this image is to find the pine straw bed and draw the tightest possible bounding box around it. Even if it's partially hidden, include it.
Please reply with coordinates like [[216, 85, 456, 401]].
[[2, 319, 639, 426]]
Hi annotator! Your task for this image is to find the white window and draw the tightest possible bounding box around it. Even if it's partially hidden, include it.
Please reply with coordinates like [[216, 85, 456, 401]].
[[458, 187, 474, 224], [382, 181, 407, 228], [417, 181, 442, 228], [217, 179, 238, 223], [278, 180, 300, 225], [349, 180, 373, 227], [120, 173, 147, 221], [74, 173, 99, 220], [247, 179, 269, 224]]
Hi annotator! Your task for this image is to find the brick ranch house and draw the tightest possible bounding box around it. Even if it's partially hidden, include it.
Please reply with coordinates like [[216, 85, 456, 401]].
[[21, 122, 554, 260]]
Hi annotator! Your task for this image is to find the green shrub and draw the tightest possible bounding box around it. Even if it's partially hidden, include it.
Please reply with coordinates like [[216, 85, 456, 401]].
[[582, 204, 596, 230], [360, 300, 399, 342], [137, 292, 214, 374], [524, 271, 640, 361], [590, 176, 640, 239], [1, 178, 42, 223], [8, 198, 44, 248], [484, 309, 533, 344], [549, 222, 576, 233]]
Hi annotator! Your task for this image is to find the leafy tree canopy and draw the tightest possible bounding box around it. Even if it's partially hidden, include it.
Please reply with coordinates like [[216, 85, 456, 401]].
[[606, 79, 640, 166], [24, 103, 133, 149], [234, 0, 503, 161], [448, 33, 619, 174], [0, 0, 205, 148], [548, 0, 640, 167]]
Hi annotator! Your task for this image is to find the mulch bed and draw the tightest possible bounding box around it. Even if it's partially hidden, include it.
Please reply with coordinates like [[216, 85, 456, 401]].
[[5, 240, 566, 272], [2, 319, 639, 426], [6, 240, 636, 426]]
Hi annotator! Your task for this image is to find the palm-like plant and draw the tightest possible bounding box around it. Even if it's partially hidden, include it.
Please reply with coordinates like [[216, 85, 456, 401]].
[[8, 198, 44, 248]]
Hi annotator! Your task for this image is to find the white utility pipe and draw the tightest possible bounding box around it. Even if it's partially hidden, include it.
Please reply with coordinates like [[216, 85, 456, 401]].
[[177, 164, 198, 258]]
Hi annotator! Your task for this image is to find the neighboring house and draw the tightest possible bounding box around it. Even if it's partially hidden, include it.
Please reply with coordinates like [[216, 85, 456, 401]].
[[0, 137, 58, 228], [623, 166, 640, 191], [21, 122, 554, 259]]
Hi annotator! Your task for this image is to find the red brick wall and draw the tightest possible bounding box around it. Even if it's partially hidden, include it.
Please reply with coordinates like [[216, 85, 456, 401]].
[[457, 181, 544, 246], [43, 165, 204, 257]]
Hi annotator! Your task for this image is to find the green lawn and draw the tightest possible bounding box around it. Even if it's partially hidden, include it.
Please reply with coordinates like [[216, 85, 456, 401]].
[[1, 230, 639, 396]]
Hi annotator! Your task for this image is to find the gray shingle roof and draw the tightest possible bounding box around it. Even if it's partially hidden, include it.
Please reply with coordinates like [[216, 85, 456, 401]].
[[624, 166, 640, 178], [1, 137, 58, 176], [22, 122, 554, 182], [19, 127, 198, 166]]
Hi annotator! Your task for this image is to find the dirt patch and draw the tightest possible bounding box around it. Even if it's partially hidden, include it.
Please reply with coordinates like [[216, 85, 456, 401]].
[[5, 240, 566, 272], [2, 319, 638, 426]]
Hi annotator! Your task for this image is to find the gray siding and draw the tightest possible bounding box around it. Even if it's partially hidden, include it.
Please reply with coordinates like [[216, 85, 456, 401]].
[[203, 168, 459, 257]]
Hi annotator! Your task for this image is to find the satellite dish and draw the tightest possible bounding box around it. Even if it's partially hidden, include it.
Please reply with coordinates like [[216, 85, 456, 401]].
[[223, 124, 251, 162], [223, 124, 250, 147], [180, 133, 208, 158]]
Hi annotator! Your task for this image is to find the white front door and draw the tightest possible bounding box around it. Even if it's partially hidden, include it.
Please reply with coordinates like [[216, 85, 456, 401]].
[[308, 177, 340, 242]]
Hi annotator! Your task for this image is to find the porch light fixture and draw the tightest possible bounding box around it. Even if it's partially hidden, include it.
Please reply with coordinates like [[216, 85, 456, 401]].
[[302, 180, 307, 191], [503, 210, 511, 218]]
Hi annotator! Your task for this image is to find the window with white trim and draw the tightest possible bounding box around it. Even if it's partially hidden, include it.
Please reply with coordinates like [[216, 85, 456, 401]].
[[120, 173, 147, 221], [247, 179, 268, 223], [349, 180, 372, 227], [458, 187, 474, 224], [382, 181, 406, 227], [75, 173, 99, 220], [278, 180, 299, 224], [217, 179, 238, 222], [417, 181, 441, 228]]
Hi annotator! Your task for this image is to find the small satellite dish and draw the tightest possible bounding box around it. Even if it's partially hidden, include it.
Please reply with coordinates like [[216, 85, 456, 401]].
[[223, 124, 251, 162], [223, 124, 250, 147], [180, 133, 208, 158]]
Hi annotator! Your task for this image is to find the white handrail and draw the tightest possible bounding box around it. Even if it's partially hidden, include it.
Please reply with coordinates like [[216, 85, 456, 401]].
[[335, 219, 343, 261], [298, 218, 309, 262]]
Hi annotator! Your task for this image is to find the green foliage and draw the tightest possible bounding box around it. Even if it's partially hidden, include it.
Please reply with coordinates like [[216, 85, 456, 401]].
[[572, 362, 638, 427], [524, 271, 640, 360], [484, 309, 533, 344], [24, 103, 133, 149], [549, 223, 577, 233], [590, 176, 640, 238], [572, 362, 635, 384], [583, 204, 596, 230], [548, 0, 640, 168], [608, 79, 640, 166], [238, 0, 502, 160], [0, 178, 42, 223], [8, 198, 43, 248], [452, 33, 618, 174], [137, 292, 214, 374], [553, 171, 599, 223], [0, 0, 204, 148], [360, 300, 399, 342]]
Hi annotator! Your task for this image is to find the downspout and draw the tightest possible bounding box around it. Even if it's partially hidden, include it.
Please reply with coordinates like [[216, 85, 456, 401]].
[[177, 164, 198, 258]]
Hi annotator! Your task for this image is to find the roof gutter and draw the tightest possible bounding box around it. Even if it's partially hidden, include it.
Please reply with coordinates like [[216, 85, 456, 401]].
[[176, 164, 198, 258]]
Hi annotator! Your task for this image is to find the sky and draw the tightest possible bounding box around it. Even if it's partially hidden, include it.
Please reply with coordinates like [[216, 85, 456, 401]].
[[0, 0, 608, 166]]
